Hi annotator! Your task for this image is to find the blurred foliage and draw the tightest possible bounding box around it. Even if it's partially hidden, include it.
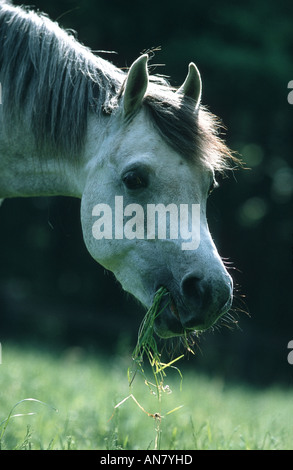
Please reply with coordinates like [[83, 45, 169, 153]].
[[0, 0, 293, 386]]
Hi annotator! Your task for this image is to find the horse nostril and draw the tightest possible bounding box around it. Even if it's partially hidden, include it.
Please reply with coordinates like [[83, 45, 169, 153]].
[[181, 274, 205, 305], [180, 272, 233, 330], [180, 274, 210, 328]]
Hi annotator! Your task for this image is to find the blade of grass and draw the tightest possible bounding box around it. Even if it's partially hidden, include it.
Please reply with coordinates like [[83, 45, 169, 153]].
[[0, 398, 58, 449]]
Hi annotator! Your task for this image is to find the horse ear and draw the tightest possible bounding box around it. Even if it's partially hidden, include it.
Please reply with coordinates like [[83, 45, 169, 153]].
[[177, 62, 202, 108], [123, 54, 149, 118]]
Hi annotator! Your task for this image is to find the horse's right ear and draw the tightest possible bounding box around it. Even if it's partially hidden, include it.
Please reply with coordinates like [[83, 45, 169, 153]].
[[123, 54, 149, 118]]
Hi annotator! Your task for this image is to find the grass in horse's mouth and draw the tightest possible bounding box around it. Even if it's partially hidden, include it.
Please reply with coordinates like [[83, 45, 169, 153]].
[[131, 286, 185, 399], [113, 287, 198, 436]]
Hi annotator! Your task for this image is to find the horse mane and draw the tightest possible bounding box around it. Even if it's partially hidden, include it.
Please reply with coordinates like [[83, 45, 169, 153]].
[[0, 1, 235, 170], [0, 1, 125, 158]]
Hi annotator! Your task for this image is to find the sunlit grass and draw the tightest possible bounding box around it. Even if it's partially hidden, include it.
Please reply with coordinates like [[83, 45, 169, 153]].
[[0, 343, 293, 450]]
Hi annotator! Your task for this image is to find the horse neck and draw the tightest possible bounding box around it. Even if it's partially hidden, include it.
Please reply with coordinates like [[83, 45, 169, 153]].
[[0, 108, 108, 200]]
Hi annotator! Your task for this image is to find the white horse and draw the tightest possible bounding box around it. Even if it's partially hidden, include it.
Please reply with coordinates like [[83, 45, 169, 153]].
[[0, 2, 237, 338]]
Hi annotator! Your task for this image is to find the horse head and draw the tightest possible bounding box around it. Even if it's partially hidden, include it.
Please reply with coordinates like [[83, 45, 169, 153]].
[[81, 55, 234, 338]]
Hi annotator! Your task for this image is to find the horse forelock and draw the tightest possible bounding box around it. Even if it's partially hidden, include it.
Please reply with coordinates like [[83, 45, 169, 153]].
[[0, 2, 236, 171], [142, 88, 236, 173]]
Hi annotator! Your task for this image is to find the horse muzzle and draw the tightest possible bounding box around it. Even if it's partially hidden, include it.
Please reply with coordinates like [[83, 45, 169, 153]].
[[154, 273, 233, 338]]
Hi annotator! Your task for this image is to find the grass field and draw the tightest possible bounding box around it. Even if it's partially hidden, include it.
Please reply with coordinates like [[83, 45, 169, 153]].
[[0, 342, 292, 450]]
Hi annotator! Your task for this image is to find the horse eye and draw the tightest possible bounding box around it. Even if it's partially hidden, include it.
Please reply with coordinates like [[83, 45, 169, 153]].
[[122, 170, 147, 190]]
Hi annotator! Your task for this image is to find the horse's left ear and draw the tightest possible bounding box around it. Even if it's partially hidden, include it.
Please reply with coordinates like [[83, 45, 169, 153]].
[[177, 62, 202, 108], [123, 54, 149, 118]]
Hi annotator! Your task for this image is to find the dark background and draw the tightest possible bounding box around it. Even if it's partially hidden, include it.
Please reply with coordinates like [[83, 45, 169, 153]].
[[1, 0, 292, 386]]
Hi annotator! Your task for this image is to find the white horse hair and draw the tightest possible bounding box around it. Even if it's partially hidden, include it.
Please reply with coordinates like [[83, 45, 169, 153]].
[[0, 1, 238, 338]]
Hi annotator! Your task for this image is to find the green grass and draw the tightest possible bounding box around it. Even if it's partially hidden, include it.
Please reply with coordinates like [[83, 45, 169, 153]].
[[0, 343, 292, 450], [130, 286, 185, 405]]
